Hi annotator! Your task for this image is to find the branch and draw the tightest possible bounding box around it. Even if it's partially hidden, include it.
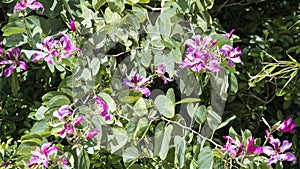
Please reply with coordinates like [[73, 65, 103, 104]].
[[161, 116, 222, 148]]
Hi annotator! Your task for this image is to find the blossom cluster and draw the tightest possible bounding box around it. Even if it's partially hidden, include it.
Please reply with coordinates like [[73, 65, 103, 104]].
[[222, 118, 297, 166], [180, 29, 243, 73], [14, 0, 44, 14], [28, 142, 70, 168], [33, 32, 81, 64], [0, 47, 27, 77], [53, 105, 99, 140], [95, 96, 113, 121]]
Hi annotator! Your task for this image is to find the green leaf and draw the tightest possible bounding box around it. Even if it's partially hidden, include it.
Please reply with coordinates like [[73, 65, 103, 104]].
[[154, 122, 165, 156], [212, 149, 225, 159], [30, 120, 49, 135], [118, 90, 142, 103], [207, 108, 221, 131], [110, 128, 128, 153], [46, 94, 71, 109], [108, 0, 125, 13], [228, 72, 238, 94], [195, 105, 207, 124], [134, 117, 149, 138], [154, 95, 175, 118], [159, 125, 173, 160], [198, 146, 213, 169], [175, 98, 201, 105], [123, 146, 139, 167], [35, 106, 47, 120], [174, 136, 186, 168], [75, 146, 90, 169], [216, 115, 236, 130], [3, 33, 27, 47], [166, 88, 175, 103], [92, 0, 106, 11], [2, 27, 26, 36], [133, 98, 147, 116], [10, 71, 20, 97]]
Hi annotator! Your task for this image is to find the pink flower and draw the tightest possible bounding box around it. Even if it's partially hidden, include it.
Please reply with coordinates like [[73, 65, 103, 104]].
[[60, 156, 71, 169], [69, 19, 76, 32], [247, 137, 263, 154], [28, 143, 59, 167], [33, 36, 59, 64], [53, 105, 72, 122], [155, 63, 171, 84], [0, 47, 27, 77], [95, 96, 113, 121], [86, 129, 99, 139], [58, 123, 75, 138], [180, 35, 220, 72], [74, 114, 84, 126], [0, 41, 3, 56], [1, 162, 10, 167], [14, 0, 44, 14], [279, 118, 297, 132], [33, 33, 80, 64], [219, 44, 243, 66], [224, 29, 235, 38], [58, 32, 81, 59], [222, 136, 245, 158], [122, 75, 151, 96], [262, 137, 297, 166]]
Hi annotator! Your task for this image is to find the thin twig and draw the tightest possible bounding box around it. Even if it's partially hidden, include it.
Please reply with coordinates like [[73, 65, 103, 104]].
[[161, 116, 222, 148]]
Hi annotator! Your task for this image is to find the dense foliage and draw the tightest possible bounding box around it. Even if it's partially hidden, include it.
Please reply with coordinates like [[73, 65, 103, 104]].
[[0, 0, 299, 169]]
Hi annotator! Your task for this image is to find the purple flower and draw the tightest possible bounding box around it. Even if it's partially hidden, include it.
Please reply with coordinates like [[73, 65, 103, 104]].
[[247, 137, 263, 154], [219, 44, 243, 66], [33, 33, 80, 64], [53, 105, 72, 122], [224, 29, 235, 38], [155, 63, 171, 84], [180, 35, 220, 72], [28, 142, 59, 167], [60, 156, 71, 169], [0, 41, 3, 57], [58, 32, 81, 59], [58, 123, 75, 138], [122, 75, 151, 96], [69, 19, 76, 32], [222, 136, 245, 158], [33, 36, 59, 64], [86, 129, 99, 139], [95, 96, 113, 121], [74, 114, 84, 126], [0, 47, 27, 77], [279, 118, 297, 132], [1, 162, 10, 167], [262, 137, 297, 166], [14, 0, 44, 14]]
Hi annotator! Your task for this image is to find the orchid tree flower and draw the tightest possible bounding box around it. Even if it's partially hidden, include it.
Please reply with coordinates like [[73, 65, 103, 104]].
[[95, 96, 113, 121], [53, 105, 73, 122], [222, 136, 245, 159], [122, 75, 151, 96], [13, 0, 44, 14], [180, 35, 220, 72], [69, 19, 77, 32], [86, 129, 100, 139], [58, 123, 75, 138], [28, 142, 59, 167], [33, 36, 60, 64], [278, 118, 297, 132], [58, 32, 81, 59], [262, 137, 297, 166], [224, 29, 235, 38], [219, 44, 243, 66], [0, 47, 27, 77], [155, 63, 172, 84], [247, 137, 263, 154], [0, 41, 3, 56]]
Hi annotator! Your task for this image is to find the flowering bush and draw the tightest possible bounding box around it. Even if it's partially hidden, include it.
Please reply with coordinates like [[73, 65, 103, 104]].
[[0, 0, 299, 169]]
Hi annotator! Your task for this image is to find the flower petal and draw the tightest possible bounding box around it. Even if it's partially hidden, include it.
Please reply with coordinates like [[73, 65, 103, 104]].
[[278, 152, 297, 162], [280, 140, 292, 153]]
